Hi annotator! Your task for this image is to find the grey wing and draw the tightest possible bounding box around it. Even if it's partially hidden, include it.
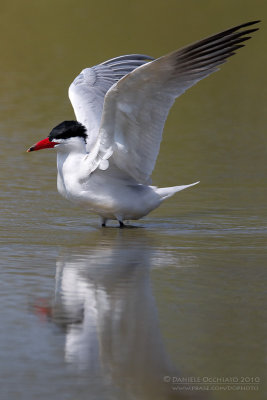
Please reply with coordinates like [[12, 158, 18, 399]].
[[68, 54, 154, 151], [96, 21, 259, 183]]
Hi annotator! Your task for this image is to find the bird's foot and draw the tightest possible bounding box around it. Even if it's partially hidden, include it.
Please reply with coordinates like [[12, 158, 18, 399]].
[[101, 217, 107, 227]]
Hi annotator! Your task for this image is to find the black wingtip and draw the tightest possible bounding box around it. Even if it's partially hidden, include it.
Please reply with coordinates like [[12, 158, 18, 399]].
[[236, 20, 261, 29], [246, 20, 261, 24]]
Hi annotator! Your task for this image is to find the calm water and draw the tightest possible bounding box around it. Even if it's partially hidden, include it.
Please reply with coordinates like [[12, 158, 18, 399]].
[[1, 1, 267, 399]]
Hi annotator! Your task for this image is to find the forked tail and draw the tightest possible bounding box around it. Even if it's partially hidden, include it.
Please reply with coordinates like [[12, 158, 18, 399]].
[[156, 181, 200, 200]]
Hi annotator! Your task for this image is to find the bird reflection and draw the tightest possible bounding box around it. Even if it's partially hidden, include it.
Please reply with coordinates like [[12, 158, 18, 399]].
[[43, 230, 204, 399]]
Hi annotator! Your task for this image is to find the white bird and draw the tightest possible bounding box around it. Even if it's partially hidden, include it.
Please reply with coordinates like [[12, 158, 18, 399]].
[[27, 21, 259, 227]]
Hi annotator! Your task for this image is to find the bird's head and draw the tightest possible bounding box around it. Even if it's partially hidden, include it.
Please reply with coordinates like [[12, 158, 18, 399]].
[[27, 121, 87, 153]]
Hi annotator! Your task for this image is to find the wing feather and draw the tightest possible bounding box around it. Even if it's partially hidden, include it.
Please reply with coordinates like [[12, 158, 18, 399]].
[[68, 54, 154, 151], [95, 21, 259, 183]]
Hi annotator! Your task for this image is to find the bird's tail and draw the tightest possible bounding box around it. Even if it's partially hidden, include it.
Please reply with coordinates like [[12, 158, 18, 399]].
[[156, 181, 199, 200]]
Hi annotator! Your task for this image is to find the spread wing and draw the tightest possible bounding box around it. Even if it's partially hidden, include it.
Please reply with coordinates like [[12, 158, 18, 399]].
[[68, 54, 154, 151], [91, 20, 259, 183]]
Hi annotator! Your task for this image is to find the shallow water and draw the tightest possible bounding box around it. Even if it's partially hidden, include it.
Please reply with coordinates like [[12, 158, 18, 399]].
[[1, 1, 267, 399]]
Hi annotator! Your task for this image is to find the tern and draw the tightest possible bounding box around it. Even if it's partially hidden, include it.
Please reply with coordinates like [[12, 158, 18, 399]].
[[28, 21, 259, 227]]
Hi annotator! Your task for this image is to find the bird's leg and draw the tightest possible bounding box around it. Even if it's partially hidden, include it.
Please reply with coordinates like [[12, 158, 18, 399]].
[[115, 215, 125, 228], [119, 220, 125, 229], [101, 217, 107, 227]]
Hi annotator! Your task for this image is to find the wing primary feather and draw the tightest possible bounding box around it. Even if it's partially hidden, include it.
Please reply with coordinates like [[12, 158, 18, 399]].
[[177, 45, 244, 70], [178, 34, 252, 62], [180, 21, 260, 55], [95, 21, 259, 183], [178, 31, 258, 63], [172, 22, 260, 73]]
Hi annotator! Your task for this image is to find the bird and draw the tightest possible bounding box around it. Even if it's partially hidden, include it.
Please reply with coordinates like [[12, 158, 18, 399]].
[[27, 21, 259, 228]]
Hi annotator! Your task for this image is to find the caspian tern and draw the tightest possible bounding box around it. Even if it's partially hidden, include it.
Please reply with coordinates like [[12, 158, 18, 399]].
[[27, 21, 259, 227]]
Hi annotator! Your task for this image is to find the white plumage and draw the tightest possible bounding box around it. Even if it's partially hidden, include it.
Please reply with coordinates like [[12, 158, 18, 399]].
[[28, 21, 259, 227]]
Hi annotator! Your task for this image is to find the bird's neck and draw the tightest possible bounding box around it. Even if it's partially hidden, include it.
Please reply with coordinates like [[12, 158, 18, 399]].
[[56, 149, 88, 200], [56, 149, 86, 173]]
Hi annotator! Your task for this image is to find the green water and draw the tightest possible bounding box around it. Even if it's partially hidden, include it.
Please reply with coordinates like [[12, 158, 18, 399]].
[[0, 1, 266, 399]]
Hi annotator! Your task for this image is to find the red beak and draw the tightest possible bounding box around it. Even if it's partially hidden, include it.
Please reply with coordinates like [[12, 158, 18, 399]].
[[27, 137, 59, 152]]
